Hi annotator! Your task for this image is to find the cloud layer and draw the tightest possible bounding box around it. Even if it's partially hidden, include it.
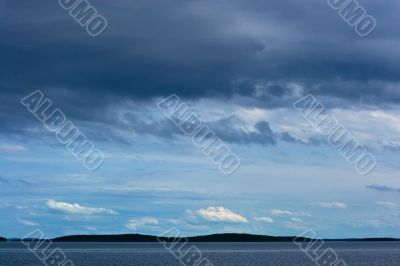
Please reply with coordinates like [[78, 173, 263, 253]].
[[1, 0, 400, 239]]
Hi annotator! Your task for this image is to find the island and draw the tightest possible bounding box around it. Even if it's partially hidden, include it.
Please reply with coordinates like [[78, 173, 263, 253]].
[[6, 233, 394, 243], [0, 237, 6, 242], [53, 233, 309, 242]]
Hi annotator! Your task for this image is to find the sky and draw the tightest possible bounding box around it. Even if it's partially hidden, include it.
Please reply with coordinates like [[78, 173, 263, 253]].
[[1, 0, 400, 239]]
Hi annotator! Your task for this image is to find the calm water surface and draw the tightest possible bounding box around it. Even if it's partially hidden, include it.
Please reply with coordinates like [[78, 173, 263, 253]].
[[0, 241, 399, 265]]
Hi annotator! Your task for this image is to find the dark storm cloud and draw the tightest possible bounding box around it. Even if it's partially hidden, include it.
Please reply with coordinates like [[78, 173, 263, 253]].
[[1, 0, 400, 136]]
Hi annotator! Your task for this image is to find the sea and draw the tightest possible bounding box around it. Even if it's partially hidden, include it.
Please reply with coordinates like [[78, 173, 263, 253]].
[[0, 241, 399, 265]]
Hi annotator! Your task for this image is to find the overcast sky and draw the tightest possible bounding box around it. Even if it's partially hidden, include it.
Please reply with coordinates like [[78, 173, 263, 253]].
[[1, 0, 400, 238]]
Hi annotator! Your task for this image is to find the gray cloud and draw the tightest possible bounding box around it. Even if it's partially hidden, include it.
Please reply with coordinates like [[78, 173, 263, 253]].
[[366, 184, 400, 193], [1, 0, 400, 138], [208, 117, 276, 145], [0, 176, 31, 187], [112, 111, 299, 146]]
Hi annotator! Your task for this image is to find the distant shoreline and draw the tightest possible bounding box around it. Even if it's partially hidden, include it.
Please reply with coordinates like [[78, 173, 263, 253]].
[[3, 233, 399, 242]]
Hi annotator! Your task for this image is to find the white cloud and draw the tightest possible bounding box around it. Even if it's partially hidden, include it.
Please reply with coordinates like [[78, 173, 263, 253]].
[[314, 202, 347, 209], [254, 217, 274, 223], [270, 209, 311, 217], [283, 217, 307, 231], [291, 217, 303, 222], [270, 209, 294, 216], [85, 226, 98, 231], [46, 199, 117, 215], [125, 217, 159, 230], [0, 145, 28, 153], [197, 206, 248, 223], [18, 218, 38, 227]]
